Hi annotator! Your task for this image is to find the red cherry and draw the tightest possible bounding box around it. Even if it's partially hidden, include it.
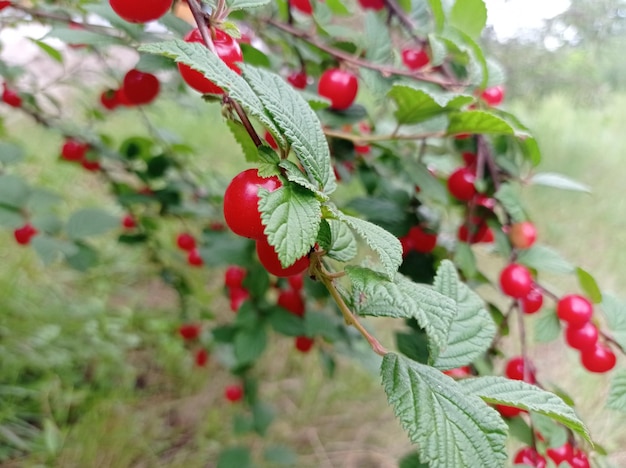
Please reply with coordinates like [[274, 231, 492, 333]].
[[61, 138, 89, 162], [287, 70, 308, 89], [457, 221, 489, 244], [521, 287, 543, 314], [357, 0, 385, 10], [570, 449, 591, 468], [289, 0, 312, 14], [581, 343, 616, 373], [114, 87, 133, 107], [178, 323, 201, 340], [225, 265, 247, 289], [557, 294, 593, 328], [318, 68, 358, 110], [400, 234, 416, 257], [546, 443, 574, 465], [121, 215, 136, 229], [187, 248, 204, 267], [264, 131, 278, 150], [443, 366, 471, 379], [495, 404, 524, 418], [178, 28, 242, 94], [194, 348, 209, 367], [295, 336, 314, 353], [109, 0, 172, 23], [407, 226, 437, 254], [447, 167, 477, 201], [0, 2, 12, 11], [223, 169, 282, 240], [229, 286, 250, 312], [224, 384, 244, 402], [513, 447, 546, 468], [81, 159, 101, 172], [462, 152, 477, 166], [499, 263, 533, 299], [354, 143, 370, 154], [287, 273, 304, 291], [565, 322, 599, 351], [505, 356, 536, 384], [14, 223, 38, 245], [278, 288, 305, 316], [475, 195, 497, 210], [509, 221, 537, 249], [1, 83, 22, 108], [122, 69, 160, 105], [256, 237, 310, 277], [100, 89, 119, 110], [480, 85, 505, 106], [176, 233, 196, 251], [401, 47, 430, 70]]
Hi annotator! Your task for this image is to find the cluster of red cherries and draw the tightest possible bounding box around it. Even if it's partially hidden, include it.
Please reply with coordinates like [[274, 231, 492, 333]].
[[276, 273, 315, 353], [100, 68, 160, 111], [59, 137, 101, 171]]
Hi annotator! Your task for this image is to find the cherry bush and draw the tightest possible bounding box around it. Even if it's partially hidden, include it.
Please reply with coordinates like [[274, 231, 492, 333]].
[[1, 0, 626, 466]]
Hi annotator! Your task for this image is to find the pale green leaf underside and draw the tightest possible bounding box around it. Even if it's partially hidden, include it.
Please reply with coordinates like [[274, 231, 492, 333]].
[[381, 353, 508, 468], [607, 370, 626, 412], [258, 185, 321, 267], [388, 84, 472, 125], [517, 244, 575, 274], [449, 0, 487, 40], [529, 172, 591, 193], [460, 376, 591, 443], [326, 219, 357, 262], [65, 208, 120, 239], [602, 294, 626, 352]]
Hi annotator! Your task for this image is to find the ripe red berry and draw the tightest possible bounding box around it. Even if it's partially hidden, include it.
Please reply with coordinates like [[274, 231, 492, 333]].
[[122, 69, 160, 105], [495, 404, 524, 419], [178, 28, 242, 95], [499, 263, 533, 299], [289, 0, 312, 14], [121, 215, 136, 229], [287, 273, 304, 291], [81, 159, 101, 172], [109, 0, 172, 23], [546, 443, 574, 466], [480, 85, 505, 106], [318, 68, 359, 110], [401, 47, 430, 70], [278, 288, 305, 316], [443, 366, 471, 379], [447, 167, 477, 201], [287, 70, 308, 89], [0, 2, 12, 11], [14, 223, 38, 245], [457, 221, 489, 244], [462, 152, 477, 166], [264, 131, 278, 150], [100, 89, 119, 110], [557, 294, 593, 328], [256, 237, 310, 277], [505, 356, 536, 384], [400, 234, 416, 257], [61, 138, 89, 162], [407, 226, 437, 254], [1, 83, 22, 108], [187, 248, 204, 267], [225, 265, 247, 289], [224, 384, 244, 402], [581, 343, 616, 373], [570, 449, 590, 468], [509, 221, 537, 249], [513, 447, 546, 468], [565, 322, 599, 351], [176, 233, 196, 251], [223, 169, 282, 239], [295, 336, 314, 353], [229, 286, 250, 312], [521, 287, 543, 314], [357, 0, 385, 10], [194, 348, 209, 367], [178, 323, 201, 340]]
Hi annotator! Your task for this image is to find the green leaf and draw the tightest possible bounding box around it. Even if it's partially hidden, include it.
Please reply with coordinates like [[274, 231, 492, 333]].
[[576, 267, 603, 304], [399, 451, 429, 468], [506, 417, 533, 446], [268, 309, 306, 337], [381, 353, 508, 468], [339, 213, 402, 280], [241, 65, 334, 192], [0, 175, 30, 208], [65, 243, 99, 271], [225, 0, 270, 10], [321, 219, 357, 262], [259, 184, 321, 268], [460, 376, 591, 443], [31, 236, 79, 265], [0, 206, 23, 228], [601, 294, 626, 351], [226, 120, 261, 162], [234, 326, 267, 365], [46, 27, 125, 46], [448, 110, 515, 136], [346, 267, 456, 360], [252, 401, 274, 435], [388, 84, 473, 125], [450, 0, 487, 39], [263, 445, 297, 466], [28, 39, 63, 63], [607, 370, 626, 412], [529, 173, 591, 193], [217, 446, 253, 468], [432, 261, 496, 370], [494, 183, 527, 223], [0, 142, 24, 164], [304, 311, 341, 340], [364, 11, 392, 64], [534, 309, 561, 343], [427, 0, 445, 33], [517, 244, 575, 275], [65, 208, 120, 240]]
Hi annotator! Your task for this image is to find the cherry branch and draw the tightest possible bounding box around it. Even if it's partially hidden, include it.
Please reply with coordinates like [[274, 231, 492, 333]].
[[323, 128, 447, 143]]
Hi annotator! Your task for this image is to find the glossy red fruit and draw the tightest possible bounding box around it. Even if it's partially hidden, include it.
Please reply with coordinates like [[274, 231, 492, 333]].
[[443, 366, 471, 379], [0, 2, 12, 11], [557, 294, 593, 328], [1, 83, 21, 108], [546, 443, 574, 465], [178, 323, 201, 340], [289, 0, 312, 14], [287, 273, 304, 291], [61, 138, 89, 162], [318, 68, 358, 110], [457, 222, 489, 244], [81, 159, 101, 172], [495, 404, 523, 418], [187, 248, 203, 267], [513, 447, 546, 468], [194, 348, 209, 367], [223, 169, 282, 239], [109, 0, 172, 23], [278, 289, 305, 316], [565, 322, 599, 351], [570, 449, 591, 468], [581, 343, 616, 373], [358, 0, 385, 10], [521, 287, 543, 314], [122, 69, 160, 105], [462, 152, 477, 166], [14, 223, 38, 245], [499, 263, 533, 299], [295, 336, 314, 353], [176, 233, 196, 251], [505, 356, 536, 384], [224, 384, 244, 402], [229, 286, 250, 312], [121, 215, 136, 229], [407, 226, 437, 254], [100, 89, 119, 110], [447, 167, 477, 201], [509, 221, 537, 249], [400, 234, 416, 257], [287, 70, 308, 89], [480, 85, 505, 106], [256, 237, 310, 277], [264, 131, 278, 150], [225, 265, 247, 289], [401, 47, 430, 70], [178, 28, 242, 94]]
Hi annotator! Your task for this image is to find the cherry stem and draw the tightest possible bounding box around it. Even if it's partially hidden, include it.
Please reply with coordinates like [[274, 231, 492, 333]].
[[382, 0, 422, 44], [187, 0, 217, 54], [225, 97, 263, 147], [324, 128, 447, 143]]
